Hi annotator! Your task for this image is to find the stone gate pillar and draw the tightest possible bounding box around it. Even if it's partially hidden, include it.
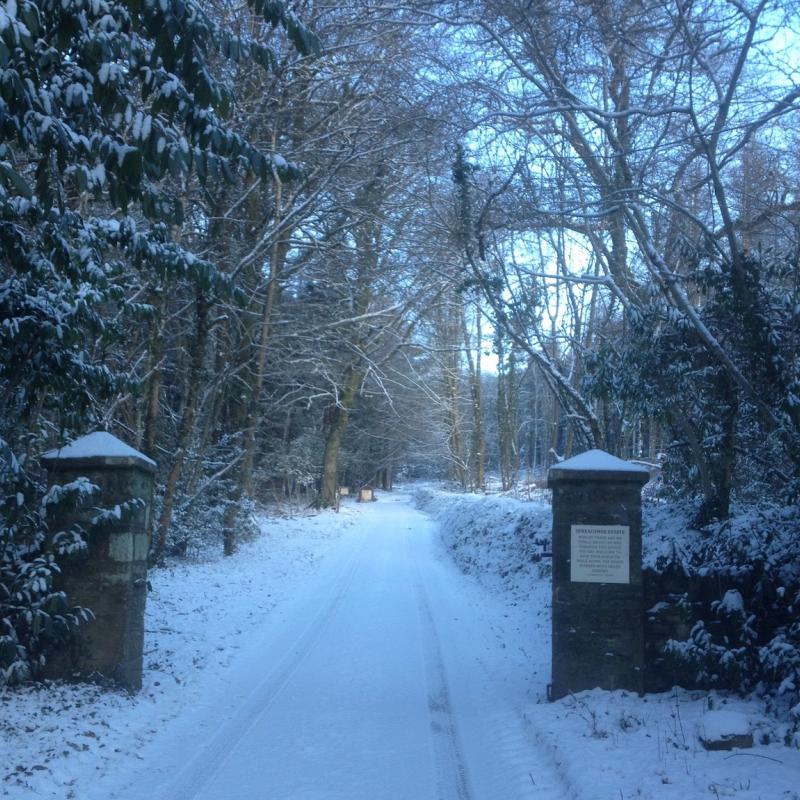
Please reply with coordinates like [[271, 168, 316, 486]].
[[42, 432, 156, 690], [548, 449, 649, 700]]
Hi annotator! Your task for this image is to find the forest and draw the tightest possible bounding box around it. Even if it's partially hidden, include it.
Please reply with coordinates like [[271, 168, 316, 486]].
[[1, 0, 799, 690]]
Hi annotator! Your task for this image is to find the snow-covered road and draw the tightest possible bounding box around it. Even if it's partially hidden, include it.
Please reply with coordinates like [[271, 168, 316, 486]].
[[93, 492, 562, 800], [5, 490, 799, 800]]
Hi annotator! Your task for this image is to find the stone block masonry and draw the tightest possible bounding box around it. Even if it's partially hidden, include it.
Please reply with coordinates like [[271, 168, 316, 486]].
[[42, 432, 156, 691], [548, 450, 650, 700]]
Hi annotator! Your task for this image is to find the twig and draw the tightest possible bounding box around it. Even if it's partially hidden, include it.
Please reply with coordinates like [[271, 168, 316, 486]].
[[723, 753, 783, 764], [177, 452, 244, 509]]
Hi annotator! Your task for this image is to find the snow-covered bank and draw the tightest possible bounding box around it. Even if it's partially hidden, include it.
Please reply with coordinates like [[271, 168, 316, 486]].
[[413, 486, 552, 602], [417, 482, 800, 578], [1, 507, 355, 799], [532, 687, 800, 800], [417, 485, 800, 798]]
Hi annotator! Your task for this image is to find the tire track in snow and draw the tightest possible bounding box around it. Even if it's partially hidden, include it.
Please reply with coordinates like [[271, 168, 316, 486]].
[[454, 639, 577, 799], [456, 622, 578, 800], [149, 535, 365, 800], [413, 571, 475, 800], [418, 526, 577, 800], [514, 708, 581, 800], [481, 705, 578, 800], [461, 632, 578, 799]]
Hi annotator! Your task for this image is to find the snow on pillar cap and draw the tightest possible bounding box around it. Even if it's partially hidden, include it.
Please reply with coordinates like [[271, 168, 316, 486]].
[[547, 448, 649, 485], [42, 431, 156, 472]]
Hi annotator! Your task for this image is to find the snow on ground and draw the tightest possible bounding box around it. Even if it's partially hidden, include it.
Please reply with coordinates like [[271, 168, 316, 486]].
[[2, 487, 799, 800], [415, 484, 800, 800], [1, 506, 355, 799], [413, 486, 552, 603], [532, 688, 800, 799]]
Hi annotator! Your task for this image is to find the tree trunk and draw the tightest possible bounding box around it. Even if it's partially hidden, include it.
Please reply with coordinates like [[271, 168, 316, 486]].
[[697, 375, 738, 525], [222, 172, 287, 555], [316, 366, 361, 509], [153, 291, 209, 559], [496, 336, 519, 491], [141, 288, 167, 459], [444, 361, 466, 488], [462, 300, 485, 490]]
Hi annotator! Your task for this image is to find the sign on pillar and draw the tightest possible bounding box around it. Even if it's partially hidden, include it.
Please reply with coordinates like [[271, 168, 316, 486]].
[[547, 450, 649, 700]]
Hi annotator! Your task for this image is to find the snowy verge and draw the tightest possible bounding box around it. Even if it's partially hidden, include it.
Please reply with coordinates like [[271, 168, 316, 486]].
[[418, 486, 800, 797], [413, 485, 551, 602], [414, 483, 764, 580], [0, 506, 356, 800], [530, 688, 800, 799]]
